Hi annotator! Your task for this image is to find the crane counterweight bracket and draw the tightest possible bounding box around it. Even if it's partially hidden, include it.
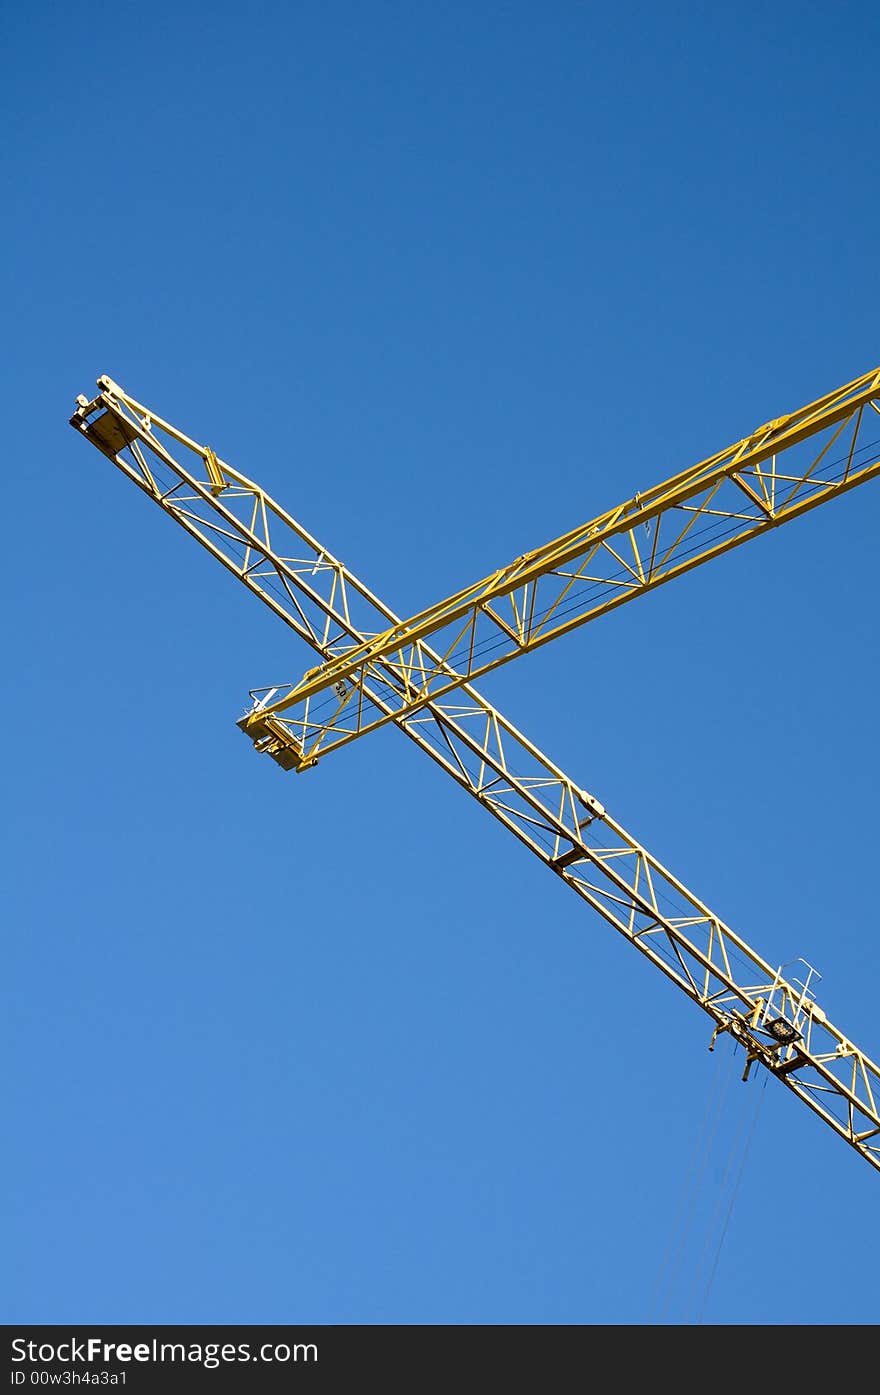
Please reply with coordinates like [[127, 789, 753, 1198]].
[[236, 709, 318, 774]]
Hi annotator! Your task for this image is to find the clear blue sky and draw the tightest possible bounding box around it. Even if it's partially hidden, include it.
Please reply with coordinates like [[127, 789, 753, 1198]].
[[3, 0, 879, 1326]]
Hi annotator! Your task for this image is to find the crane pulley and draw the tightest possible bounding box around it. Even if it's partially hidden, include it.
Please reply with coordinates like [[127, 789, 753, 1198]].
[[69, 371, 880, 1173]]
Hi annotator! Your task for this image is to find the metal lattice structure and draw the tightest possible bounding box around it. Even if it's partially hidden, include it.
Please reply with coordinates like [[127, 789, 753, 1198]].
[[70, 371, 880, 1172], [235, 367, 880, 772]]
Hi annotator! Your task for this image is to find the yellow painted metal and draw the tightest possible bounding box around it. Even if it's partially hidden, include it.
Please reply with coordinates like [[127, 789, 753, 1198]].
[[204, 447, 227, 496], [247, 366, 880, 772], [69, 372, 880, 1173]]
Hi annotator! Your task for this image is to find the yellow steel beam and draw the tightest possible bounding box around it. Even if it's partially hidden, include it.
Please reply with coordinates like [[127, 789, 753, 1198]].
[[69, 374, 880, 1173], [244, 366, 880, 772]]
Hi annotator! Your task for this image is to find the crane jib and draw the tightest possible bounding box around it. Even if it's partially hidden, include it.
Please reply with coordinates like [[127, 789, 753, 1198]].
[[69, 368, 880, 1174]]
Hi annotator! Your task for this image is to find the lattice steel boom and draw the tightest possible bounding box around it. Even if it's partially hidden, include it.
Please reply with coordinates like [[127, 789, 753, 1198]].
[[240, 366, 880, 773], [69, 374, 880, 1173]]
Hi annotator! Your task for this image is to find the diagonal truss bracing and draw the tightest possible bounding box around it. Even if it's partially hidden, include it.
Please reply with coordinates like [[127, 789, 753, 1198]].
[[70, 374, 880, 1173], [245, 366, 880, 771]]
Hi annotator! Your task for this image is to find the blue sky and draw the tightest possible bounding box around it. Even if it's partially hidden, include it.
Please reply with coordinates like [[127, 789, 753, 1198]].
[[3, 1, 879, 1326]]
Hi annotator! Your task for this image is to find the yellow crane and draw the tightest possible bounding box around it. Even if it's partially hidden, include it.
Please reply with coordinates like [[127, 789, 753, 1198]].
[[70, 368, 880, 1173], [234, 366, 880, 773]]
